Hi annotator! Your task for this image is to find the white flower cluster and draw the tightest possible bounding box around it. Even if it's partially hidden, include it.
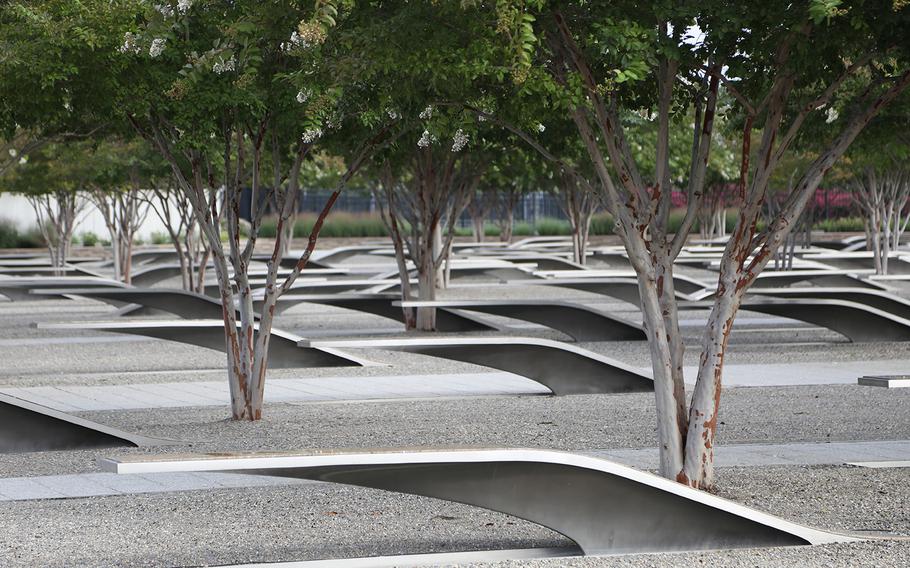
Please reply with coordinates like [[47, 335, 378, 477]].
[[118, 32, 141, 55], [536, 123, 546, 133], [18, 156, 27, 165], [386, 109, 399, 120], [419, 105, 434, 120], [149, 38, 167, 58], [417, 129, 437, 148], [155, 3, 174, 17], [451, 129, 468, 152], [296, 89, 311, 103], [281, 31, 310, 52], [825, 107, 839, 124], [177, 0, 193, 14], [7, 148, 16, 157], [212, 55, 236, 74], [301, 128, 323, 143]]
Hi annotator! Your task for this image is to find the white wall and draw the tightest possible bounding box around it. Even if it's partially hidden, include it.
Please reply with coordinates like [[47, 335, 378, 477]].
[[0, 193, 172, 241]]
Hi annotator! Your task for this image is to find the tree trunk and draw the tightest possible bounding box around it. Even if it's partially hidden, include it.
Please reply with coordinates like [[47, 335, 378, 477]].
[[471, 214, 485, 242], [682, 291, 739, 489], [416, 247, 437, 331], [635, 271, 687, 479]]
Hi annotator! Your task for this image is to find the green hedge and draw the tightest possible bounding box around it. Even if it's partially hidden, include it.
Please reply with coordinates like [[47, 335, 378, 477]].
[[813, 216, 864, 232], [157, 210, 870, 248], [0, 219, 44, 248]]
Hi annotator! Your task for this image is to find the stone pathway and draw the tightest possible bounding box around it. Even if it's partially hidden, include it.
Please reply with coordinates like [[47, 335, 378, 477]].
[[0, 373, 547, 412], [2, 358, 908, 412], [1, 440, 907, 503]]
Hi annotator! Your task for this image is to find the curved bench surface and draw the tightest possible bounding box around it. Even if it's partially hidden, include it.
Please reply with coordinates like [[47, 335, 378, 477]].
[[38, 320, 375, 368], [269, 294, 499, 332], [130, 264, 186, 287], [304, 337, 653, 395], [399, 300, 645, 342], [0, 277, 126, 301], [310, 245, 390, 265], [41, 288, 228, 320], [0, 393, 174, 453], [737, 299, 910, 342], [750, 270, 884, 290], [751, 287, 910, 321], [100, 448, 849, 555], [510, 278, 710, 306]]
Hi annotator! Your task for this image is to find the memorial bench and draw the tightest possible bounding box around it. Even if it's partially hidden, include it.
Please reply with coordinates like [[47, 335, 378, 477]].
[[99, 448, 851, 556]]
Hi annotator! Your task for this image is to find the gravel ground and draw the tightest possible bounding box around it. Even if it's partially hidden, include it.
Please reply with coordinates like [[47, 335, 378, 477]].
[[1, 384, 908, 477], [0, 464, 906, 567], [1, 242, 909, 567], [3, 294, 910, 387]]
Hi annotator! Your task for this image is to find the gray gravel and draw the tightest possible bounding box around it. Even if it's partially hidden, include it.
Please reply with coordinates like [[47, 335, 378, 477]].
[[0, 464, 907, 567], [1, 384, 907, 478], [1, 241, 909, 567]]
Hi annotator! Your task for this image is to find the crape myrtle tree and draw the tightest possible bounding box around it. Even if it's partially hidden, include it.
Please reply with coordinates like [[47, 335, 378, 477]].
[[146, 179, 215, 292], [469, 0, 910, 488], [0, 3, 115, 182], [488, 146, 538, 243], [100, 0, 399, 420], [538, 118, 604, 265], [349, 1, 524, 331], [465, 185, 497, 243], [0, 142, 92, 269], [86, 137, 156, 283], [373, 124, 485, 331], [844, 95, 910, 273], [852, 167, 910, 273]]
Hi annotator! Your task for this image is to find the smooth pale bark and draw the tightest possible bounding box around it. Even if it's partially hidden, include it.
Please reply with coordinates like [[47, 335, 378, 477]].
[[377, 150, 476, 331], [27, 191, 82, 273], [498, 191, 519, 242], [854, 170, 910, 275], [534, 11, 910, 491], [138, 114, 394, 421], [416, 254, 438, 330], [92, 187, 148, 283]]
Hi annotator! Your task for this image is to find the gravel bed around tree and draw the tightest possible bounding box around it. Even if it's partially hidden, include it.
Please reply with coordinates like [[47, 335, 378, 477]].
[[0, 384, 906, 478], [0, 464, 906, 567]]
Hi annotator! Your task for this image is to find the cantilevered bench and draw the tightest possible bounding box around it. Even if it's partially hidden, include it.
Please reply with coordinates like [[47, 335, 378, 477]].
[[398, 300, 645, 342], [305, 244, 392, 265], [251, 252, 332, 270], [301, 337, 652, 395], [260, 294, 499, 332], [749, 269, 885, 290], [507, 277, 712, 306], [100, 448, 851, 555], [203, 278, 384, 298], [0, 277, 126, 301], [38, 320, 376, 369], [803, 251, 910, 273], [376, 260, 540, 282], [129, 263, 187, 286], [751, 287, 910, 321], [476, 254, 589, 271], [0, 393, 175, 453], [35, 288, 229, 320], [0, 265, 105, 278], [680, 298, 910, 342]]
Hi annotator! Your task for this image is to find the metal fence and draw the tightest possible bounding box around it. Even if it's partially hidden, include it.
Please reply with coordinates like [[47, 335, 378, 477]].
[[246, 187, 856, 225]]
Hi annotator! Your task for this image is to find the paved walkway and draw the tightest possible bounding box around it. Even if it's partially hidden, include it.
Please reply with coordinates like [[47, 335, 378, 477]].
[[0, 373, 547, 412], [2, 358, 908, 412], [1, 440, 907, 503]]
